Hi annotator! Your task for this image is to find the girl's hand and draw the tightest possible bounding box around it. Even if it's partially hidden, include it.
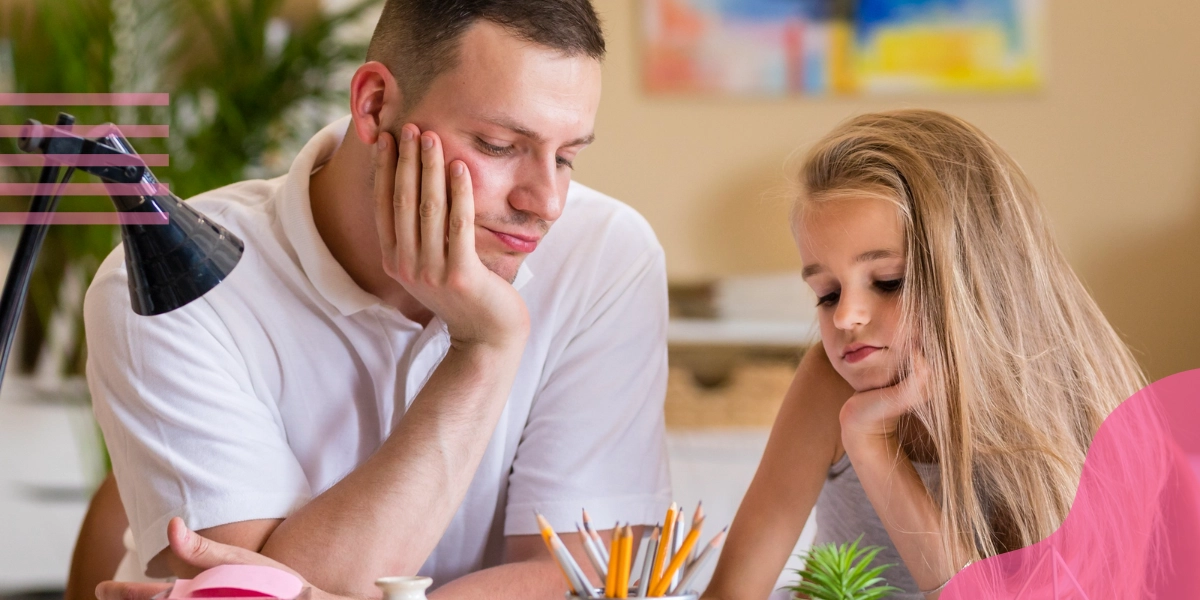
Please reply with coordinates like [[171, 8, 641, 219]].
[[838, 355, 930, 444]]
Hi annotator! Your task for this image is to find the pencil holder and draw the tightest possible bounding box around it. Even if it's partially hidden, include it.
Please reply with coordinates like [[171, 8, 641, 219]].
[[566, 589, 698, 599]]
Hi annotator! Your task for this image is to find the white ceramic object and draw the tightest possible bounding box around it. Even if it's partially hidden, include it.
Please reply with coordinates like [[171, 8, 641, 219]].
[[375, 576, 433, 600]]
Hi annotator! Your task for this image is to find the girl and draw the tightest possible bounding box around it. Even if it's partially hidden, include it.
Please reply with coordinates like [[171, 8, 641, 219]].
[[702, 110, 1155, 599]]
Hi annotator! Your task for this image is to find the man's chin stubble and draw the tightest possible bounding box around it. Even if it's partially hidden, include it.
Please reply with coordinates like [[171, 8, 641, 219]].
[[480, 257, 520, 285]]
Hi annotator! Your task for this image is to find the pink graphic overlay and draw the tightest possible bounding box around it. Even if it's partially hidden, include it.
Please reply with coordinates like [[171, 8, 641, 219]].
[[0, 183, 170, 196], [0, 125, 169, 138], [0, 154, 169, 167], [0, 95, 174, 225], [942, 370, 1200, 599], [0, 213, 168, 225], [0, 93, 169, 106]]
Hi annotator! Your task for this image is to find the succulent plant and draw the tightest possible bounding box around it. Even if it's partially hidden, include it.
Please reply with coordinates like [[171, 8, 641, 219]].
[[786, 536, 901, 600]]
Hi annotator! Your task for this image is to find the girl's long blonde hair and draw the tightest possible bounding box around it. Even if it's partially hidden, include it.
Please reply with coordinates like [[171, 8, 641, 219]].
[[795, 110, 1156, 582]]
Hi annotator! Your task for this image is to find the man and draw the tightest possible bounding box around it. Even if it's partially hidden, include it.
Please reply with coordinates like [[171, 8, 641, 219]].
[[84, 1, 671, 597]]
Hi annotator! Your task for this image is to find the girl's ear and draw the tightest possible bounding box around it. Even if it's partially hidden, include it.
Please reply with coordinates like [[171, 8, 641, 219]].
[[349, 62, 403, 147]]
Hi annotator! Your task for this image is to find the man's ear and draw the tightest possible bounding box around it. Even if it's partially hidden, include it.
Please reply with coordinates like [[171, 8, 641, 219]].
[[350, 61, 402, 146]]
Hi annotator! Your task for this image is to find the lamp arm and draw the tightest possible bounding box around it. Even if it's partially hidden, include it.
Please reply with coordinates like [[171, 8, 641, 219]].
[[18, 119, 146, 184], [0, 114, 79, 391]]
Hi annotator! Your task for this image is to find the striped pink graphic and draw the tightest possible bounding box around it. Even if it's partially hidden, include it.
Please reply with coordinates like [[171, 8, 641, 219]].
[[0, 93, 169, 106], [1, 92, 174, 225], [0, 154, 169, 167], [0, 212, 169, 225], [0, 125, 169, 138], [0, 183, 170, 196]]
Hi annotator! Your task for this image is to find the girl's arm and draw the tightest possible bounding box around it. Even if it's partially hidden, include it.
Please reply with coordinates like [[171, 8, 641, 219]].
[[838, 366, 965, 598], [702, 345, 854, 600]]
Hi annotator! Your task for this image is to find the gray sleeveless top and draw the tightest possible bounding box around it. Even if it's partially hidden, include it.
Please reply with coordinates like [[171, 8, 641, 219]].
[[813, 453, 941, 599]]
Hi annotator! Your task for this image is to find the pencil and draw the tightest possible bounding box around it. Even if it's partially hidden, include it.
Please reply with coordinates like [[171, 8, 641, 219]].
[[670, 513, 685, 591], [578, 522, 608, 581], [635, 526, 659, 598], [649, 517, 705, 597], [628, 526, 646, 583], [616, 524, 633, 598], [648, 502, 678, 593], [584, 509, 610, 563], [537, 513, 596, 597], [605, 526, 621, 597], [671, 527, 727, 596], [559, 535, 599, 598], [536, 513, 584, 595], [687, 502, 704, 566]]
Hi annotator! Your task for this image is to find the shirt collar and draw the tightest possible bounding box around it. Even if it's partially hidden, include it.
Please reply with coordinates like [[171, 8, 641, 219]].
[[279, 116, 534, 317]]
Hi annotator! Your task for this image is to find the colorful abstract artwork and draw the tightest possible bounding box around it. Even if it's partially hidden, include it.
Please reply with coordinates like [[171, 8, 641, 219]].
[[641, 0, 1045, 95]]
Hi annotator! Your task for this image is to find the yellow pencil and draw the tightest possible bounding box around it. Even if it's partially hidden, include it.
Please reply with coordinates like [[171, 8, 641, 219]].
[[673, 527, 727, 596], [605, 526, 621, 597], [648, 502, 678, 593], [649, 517, 705, 597], [616, 524, 633, 598]]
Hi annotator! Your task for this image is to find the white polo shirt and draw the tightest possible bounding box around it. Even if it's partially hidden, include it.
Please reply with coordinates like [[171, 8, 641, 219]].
[[85, 116, 672, 582]]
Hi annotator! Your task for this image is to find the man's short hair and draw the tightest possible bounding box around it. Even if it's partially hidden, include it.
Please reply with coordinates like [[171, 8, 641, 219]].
[[366, 0, 605, 112]]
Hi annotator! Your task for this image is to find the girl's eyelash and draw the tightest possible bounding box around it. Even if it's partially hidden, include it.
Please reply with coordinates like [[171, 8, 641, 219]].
[[815, 279, 902, 307], [875, 278, 904, 293]]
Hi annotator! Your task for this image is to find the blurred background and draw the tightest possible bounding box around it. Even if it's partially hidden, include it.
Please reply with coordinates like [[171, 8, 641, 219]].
[[0, 0, 1197, 597]]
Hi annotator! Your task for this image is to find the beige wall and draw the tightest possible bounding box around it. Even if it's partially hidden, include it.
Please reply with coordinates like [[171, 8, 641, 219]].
[[575, 0, 1200, 380]]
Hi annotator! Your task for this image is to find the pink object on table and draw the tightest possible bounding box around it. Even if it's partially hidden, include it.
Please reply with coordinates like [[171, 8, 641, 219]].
[[167, 565, 304, 600], [942, 369, 1200, 599]]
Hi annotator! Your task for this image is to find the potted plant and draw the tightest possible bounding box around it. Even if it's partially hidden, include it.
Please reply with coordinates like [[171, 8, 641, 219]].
[[786, 536, 901, 600]]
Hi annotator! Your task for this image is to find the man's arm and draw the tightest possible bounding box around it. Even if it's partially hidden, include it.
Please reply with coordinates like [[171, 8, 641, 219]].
[[100, 523, 623, 600], [177, 127, 530, 597], [66, 473, 129, 600]]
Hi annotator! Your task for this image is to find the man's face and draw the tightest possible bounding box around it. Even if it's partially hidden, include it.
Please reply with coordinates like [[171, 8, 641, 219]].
[[395, 22, 602, 283]]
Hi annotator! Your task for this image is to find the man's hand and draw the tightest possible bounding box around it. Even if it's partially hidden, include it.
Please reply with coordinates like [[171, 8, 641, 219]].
[[374, 126, 529, 349], [96, 519, 347, 600]]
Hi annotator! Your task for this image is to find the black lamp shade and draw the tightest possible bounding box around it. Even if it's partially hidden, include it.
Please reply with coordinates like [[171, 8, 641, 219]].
[[117, 193, 244, 316], [97, 131, 244, 316]]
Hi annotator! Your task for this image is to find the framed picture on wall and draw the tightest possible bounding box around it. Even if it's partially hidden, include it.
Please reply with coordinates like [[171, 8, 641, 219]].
[[641, 0, 1045, 96]]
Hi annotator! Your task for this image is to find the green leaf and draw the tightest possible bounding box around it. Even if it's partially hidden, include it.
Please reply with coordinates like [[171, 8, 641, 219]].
[[787, 535, 901, 600]]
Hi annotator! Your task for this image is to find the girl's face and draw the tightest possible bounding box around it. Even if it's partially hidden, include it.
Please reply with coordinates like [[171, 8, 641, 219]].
[[797, 195, 909, 392]]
